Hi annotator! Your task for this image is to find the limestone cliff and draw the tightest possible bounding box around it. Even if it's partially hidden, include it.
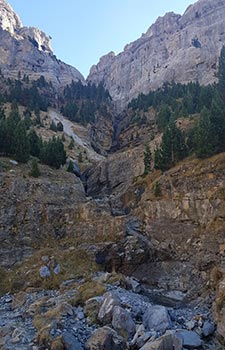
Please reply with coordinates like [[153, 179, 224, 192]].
[[88, 0, 225, 109], [0, 0, 84, 85]]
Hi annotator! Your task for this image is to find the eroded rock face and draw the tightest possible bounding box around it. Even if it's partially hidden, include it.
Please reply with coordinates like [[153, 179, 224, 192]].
[[0, 0, 84, 85], [0, 165, 126, 267], [0, 0, 22, 35], [88, 0, 225, 109]]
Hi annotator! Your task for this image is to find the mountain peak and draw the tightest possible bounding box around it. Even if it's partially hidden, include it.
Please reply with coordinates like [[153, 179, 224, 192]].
[[88, 0, 225, 110], [0, 0, 84, 86], [0, 0, 22, 34]]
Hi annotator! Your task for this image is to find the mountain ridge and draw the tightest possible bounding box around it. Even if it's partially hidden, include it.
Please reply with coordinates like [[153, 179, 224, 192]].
[[0, 0, 85, 87], [88, 0, 225, 109]]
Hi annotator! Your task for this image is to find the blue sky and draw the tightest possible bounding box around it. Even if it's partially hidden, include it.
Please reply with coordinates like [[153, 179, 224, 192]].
[[9, 0, 193, 78]]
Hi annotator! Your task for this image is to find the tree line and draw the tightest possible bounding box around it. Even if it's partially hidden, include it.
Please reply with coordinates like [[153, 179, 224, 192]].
[[60, 80, 112, 126], [0, 106, 66, 168], [143, 46, 225, 173]]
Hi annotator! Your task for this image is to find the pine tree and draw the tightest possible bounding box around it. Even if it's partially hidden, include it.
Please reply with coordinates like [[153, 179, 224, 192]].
[[156, 104, 171, 130], [28, 129, 42, 157], [154, 181, 162, 197], [68, 138, 74, 149], [29, 158, 40, 177], [4, 108, 20, 155], [154, 147, 163, 170], [14, 121, 30, 163], [209, 97, 225, 153], [57, 121, 64, 132], [67, 160, 74, 173], [144, 144, 151, 175], [218, 45, 225, 103], [154, 122, 187, 171], [195, 107, 213, 158], [40, 137, 66, 169]]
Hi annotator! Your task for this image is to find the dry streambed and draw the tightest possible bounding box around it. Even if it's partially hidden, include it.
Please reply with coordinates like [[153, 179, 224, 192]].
[[0, 272, 218, 350]]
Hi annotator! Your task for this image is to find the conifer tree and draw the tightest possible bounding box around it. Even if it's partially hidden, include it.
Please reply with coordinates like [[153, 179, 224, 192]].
[[154, 122, 187, 171], [29, 158, 40, 177], [218, 45, 225, 103], [67, 160, 74, 173], [28, 129, 42, 157], [154, 147, 163, 170], [154, 181, 162, 197], [40, 137, 66, 169], [195, 107, 212, 158], [14, 121, 30, 163]]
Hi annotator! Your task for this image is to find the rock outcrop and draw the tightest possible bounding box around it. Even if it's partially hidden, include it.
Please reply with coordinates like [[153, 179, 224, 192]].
[[0, 0, 84, 86], [88, 0, 225, 109]]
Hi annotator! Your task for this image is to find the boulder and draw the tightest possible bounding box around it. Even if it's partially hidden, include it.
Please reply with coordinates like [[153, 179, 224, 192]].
[[140, 332, 178, 350], [131, 324, 155, 349], [84, 297, 102, 324], [98, 292, 121, 325], [112, 305, 136, 340], [143, 305, 171, 333], [202, 320, 215, 337], [87, 326, 127, 350], [176, 330, 202, 349], [62, 332, 83, 350]]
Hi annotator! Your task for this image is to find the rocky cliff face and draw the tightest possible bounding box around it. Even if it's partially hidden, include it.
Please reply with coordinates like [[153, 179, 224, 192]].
[[0, 0, 84, 86], [88, 0, 225, 109]]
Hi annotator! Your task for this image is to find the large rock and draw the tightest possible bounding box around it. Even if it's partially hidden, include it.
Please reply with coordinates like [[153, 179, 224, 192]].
[[88, 0, 225, 110], [202, 320, 215, 337], [98, 292, 121, 325], [0, 166, 126, 269], [112, 305, 136, 340], [62, 332, 83, 350], [176, 330, 202, 349], [87, 326, 127, 350], [0, 0, 84, 86], [143, 305, 171, 333], [140, 331, 182, 350]]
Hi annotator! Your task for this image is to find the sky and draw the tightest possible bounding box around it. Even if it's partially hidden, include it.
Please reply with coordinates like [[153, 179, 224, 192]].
[[8, 0, 194, 78]]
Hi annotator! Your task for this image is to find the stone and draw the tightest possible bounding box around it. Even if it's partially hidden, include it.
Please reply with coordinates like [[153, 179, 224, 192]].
[[53, 264, 61, 275], [87, 326, 127, 350], [185, 320, 196, 331], [88, 0, 225, 110], [131, 324, 146, 347], [139, 331, 184, 350], [176, 330, 202, 349], [9, 160, 18, 165], [62, 332, 83, 350], [126, 276, 142, 293], [98, 291, 121, 325], [112, 305, 136, 340], [84, 297, 102, 325], [202, 320, 215, 337], [131, 325, 155, 349], [39, 265, 51, 278], [143, 305, 171, 333]]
